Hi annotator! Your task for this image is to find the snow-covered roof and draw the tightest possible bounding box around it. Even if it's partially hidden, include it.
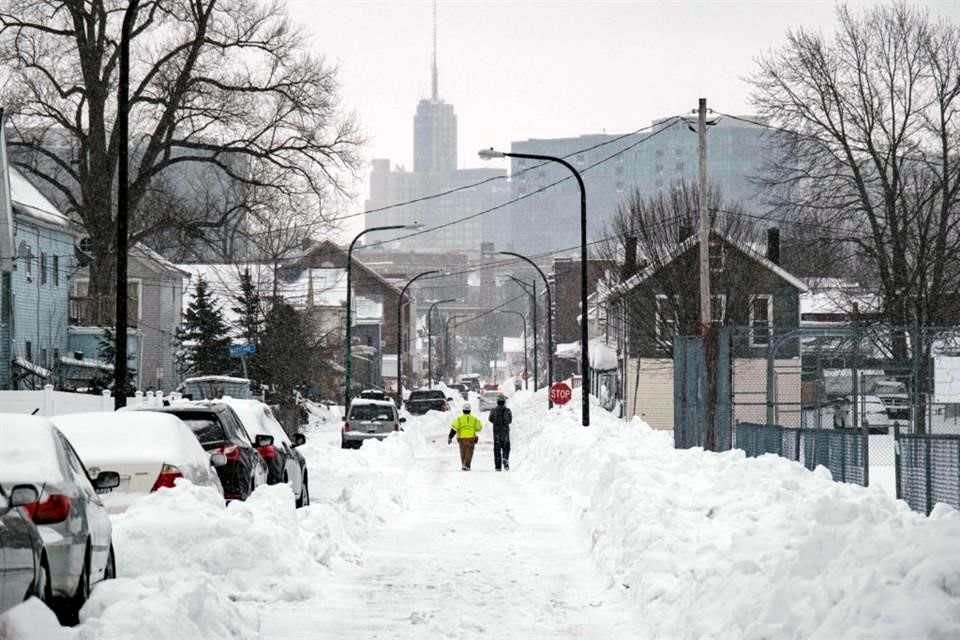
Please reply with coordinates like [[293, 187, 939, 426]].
[[0, 416, 65, 484], [60, 355, 113, 371], [348, 398, 396, 408], [9, 166, 72, 231], [604, 232, 809, 301], [552, 339, 618, 370], [14, 356, 50, 378]]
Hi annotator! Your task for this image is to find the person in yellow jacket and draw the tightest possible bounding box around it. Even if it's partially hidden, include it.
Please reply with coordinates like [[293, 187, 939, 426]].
[[448, 403, 483, 471]]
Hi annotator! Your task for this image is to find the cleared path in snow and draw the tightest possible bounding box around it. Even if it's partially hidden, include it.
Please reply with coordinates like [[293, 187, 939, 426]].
[[262, 434, 640, 639]]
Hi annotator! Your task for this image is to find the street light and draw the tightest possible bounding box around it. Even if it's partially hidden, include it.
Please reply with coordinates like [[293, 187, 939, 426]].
[[396, 270, 440, 407], [483, 149, 589, 426], [498, 310, 528, 390], [345, 223, 418, 407], [506, 275, 538, 392], [499, 251, 555, 409], [426, 299, 457, 389]]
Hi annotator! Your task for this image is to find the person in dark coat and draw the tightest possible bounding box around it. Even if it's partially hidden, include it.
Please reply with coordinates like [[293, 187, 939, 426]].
[[488, 396, 512, 471]]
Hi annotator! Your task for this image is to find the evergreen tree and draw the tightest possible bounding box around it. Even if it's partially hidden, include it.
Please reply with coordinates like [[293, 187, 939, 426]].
[[87, 326, 136, 396], [177, 276, 233, 376], [231, 269, 263, 344]]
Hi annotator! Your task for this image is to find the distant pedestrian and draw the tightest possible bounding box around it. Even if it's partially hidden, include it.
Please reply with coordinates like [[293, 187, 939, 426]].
[[449, 404, 483, 471], [488, 396, 512, 471]]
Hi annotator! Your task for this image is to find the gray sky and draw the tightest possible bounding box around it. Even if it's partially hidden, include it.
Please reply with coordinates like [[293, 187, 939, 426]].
[[288, 0, 960, 238]]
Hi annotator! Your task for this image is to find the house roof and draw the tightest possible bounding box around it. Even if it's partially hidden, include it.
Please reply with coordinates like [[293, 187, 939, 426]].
[[603, 231, 809, 301], [9, 167, 74, 232], [301, 239, 403, 297]]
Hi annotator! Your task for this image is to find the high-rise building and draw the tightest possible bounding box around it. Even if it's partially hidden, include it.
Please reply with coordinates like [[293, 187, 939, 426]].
[[501, 116, 788, 255], [363, 4, 505, 254]]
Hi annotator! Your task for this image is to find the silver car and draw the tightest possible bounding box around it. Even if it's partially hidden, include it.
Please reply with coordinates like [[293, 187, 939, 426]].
[[0, 415, 118, 624], [0, 483, 48, 614], [479, 391, 503, 412], [341, 399, 405, 449]]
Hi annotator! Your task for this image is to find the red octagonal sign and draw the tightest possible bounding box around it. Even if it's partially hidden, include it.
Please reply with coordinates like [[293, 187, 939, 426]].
[[550, 381, 572, 406]]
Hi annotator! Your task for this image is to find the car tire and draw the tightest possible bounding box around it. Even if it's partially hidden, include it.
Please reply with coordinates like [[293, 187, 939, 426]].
[[296, 473, 310, 508], [104, 544, 116, 580]]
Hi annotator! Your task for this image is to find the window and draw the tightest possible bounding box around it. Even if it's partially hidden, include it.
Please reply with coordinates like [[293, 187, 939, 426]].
[[750, 295, 773, 346], [709, 239, 725, 273], [18, 242, 32, 277], [25, 341, 32, 362], [40, 252, 47, 284], [40, 349, 47, 367], [53, 348, 60, 364], [711, 294, 726, 325], [53, 255, 59, 286], [655, 294, 678, 341]]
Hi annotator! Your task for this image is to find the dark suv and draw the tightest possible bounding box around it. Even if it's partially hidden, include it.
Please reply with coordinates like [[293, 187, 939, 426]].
[[138, 403, 270, 501], [405, 389, 451, 415]]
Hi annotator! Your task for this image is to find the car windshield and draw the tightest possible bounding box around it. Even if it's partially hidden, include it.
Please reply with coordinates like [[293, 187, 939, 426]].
[[350, 405, 395, 421], [173, 412, 226, 445]]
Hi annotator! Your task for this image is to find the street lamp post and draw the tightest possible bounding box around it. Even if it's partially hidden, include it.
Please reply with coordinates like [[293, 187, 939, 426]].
[[345, 224, 411, 408], [499, 251, 555, 410], [483, 148, 588, 425], [396, 270, 440, 407], [426, 299, 457, 389], [506, 275, 537, 392], [498, 310, 528, 390]]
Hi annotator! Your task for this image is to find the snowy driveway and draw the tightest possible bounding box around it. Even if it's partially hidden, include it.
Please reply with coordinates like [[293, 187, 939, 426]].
[[262, 436, 639, 639]]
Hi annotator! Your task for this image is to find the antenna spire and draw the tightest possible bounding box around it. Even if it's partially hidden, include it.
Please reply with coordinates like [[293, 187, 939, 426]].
[[431, 0, 438, 101]]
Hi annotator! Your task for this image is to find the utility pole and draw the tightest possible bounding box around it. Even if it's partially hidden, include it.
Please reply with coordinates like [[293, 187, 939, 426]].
[[697, 97, 718, 450], [114, 0, 139, 409]]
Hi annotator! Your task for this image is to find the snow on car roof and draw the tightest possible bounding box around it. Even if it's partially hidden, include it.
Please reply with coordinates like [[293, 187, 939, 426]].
[[0, 414, 65, 484], [349, 398, 396, 407], [52, 411, 211, 470], [218, 398, 291, 446]]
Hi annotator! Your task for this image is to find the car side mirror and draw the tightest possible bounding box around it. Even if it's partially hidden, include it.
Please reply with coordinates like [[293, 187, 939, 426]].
[[254, 434, 274, 447], [447, 397, 453, 402], [210, 452, 228, 467], [94, 471, 121, 491], [291, 433, 306, 447], [10, 484, 39, 507], [399, 417, 407, 423]]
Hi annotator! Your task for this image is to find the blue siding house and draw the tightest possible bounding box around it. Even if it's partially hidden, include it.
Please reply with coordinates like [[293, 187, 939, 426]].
[[0, 167, 77, 388]]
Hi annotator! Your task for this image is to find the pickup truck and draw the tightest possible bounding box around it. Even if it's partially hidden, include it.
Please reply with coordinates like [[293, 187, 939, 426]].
[[405, 389, 451, 415]]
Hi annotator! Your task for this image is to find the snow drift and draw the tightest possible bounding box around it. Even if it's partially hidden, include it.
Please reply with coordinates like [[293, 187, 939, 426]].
[[510, 390, 960, 639]]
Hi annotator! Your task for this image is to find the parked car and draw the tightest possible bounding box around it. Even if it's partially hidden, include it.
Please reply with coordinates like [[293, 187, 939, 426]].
[[342, 399, 405, 448], [51, 412, 226, 512], [358, 389, 390, 402], [0, 415, 118, 624], [482, 383, 500, 392], [404, 389, 451, 415], [0, 483, 49, 615], [222, 399, 310, 508], [137, 402, 269, 501], [458, 374, 482, 394], [479, 390, 503, 411]]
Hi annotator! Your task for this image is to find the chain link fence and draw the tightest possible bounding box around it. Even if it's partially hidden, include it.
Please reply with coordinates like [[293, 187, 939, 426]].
[[697, 325, 960, 512]]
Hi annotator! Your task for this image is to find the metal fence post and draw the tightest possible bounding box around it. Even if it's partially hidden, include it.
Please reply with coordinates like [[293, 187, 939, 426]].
[[925, 437, 933, 515], [795, 429, 802, 463], [840, 431, 847, 483], [893, 424, 902, 500], [766, 339, 775, 426]]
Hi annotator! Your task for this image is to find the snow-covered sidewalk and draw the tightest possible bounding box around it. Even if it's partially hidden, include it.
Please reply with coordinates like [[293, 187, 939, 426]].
[[261, 434, 640, 639]]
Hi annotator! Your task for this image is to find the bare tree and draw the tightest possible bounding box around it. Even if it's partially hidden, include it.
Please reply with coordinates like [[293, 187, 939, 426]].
[[750, 2, 960, 332], [0, 0, 362, 310]]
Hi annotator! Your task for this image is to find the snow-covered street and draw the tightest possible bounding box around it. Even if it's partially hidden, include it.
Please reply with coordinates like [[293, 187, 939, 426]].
[[262, 427, 640, 639], [3, 390, 960, 640]]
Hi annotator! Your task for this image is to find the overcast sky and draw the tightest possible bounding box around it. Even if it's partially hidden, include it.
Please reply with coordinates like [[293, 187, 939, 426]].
[[288, 0, 960, 237]]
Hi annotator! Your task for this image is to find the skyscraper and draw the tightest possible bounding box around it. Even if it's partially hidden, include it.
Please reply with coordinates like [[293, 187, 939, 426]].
[[413, 10, 457, 175]]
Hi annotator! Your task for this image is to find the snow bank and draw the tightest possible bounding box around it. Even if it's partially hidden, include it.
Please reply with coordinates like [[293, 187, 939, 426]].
[[4, 410, 435, 640], [511, 390, 960, 640]]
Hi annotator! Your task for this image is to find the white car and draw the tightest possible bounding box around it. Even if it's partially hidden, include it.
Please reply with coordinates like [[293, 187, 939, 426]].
[[479, 391, 503, 412], [52, 411, 226, 512], [0, 415, 117, 624]]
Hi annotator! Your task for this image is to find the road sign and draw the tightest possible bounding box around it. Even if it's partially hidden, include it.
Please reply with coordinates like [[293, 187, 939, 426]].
[[550, 381, 572, 406], [229, 343, 257, 358]]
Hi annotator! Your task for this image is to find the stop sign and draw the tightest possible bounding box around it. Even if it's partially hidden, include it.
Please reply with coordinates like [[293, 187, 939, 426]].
[[550, 381, 572, 405]]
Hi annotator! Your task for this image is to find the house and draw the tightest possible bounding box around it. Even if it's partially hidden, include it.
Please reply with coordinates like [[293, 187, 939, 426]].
[[600, 229, 808, 429], [0, 167, 78, 389], [550, 257, 614, 379], [293, 239, 404, 393], [69, 243, 187, 391]]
